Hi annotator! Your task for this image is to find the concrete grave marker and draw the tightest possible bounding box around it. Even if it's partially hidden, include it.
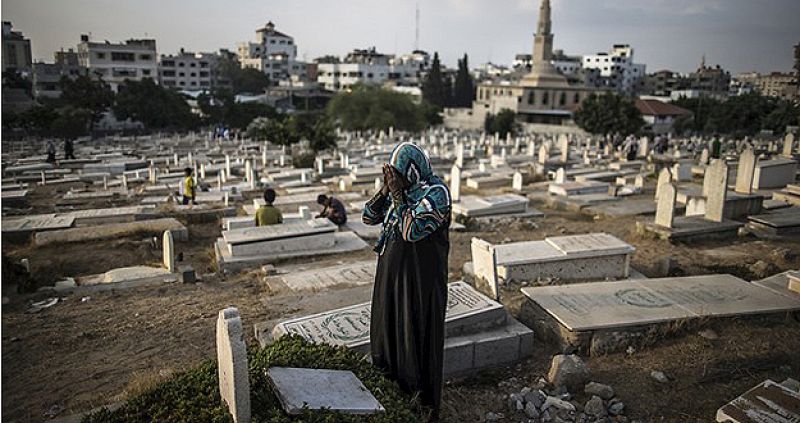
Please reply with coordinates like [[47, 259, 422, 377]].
[[655, 183, 677, 228], [734, 147, 756, 194], [783, 133, 796, 157], [162, 230, 175, 272], [471, 237, 499, 299], [555, 167, 566, 184], [450, 165, 461, 203], [655, 168, 671, 201], [267, 367, 384, 415], [216, 308, 251, 423], [512, 172, 523, 191], [705, 160, 729, 222]]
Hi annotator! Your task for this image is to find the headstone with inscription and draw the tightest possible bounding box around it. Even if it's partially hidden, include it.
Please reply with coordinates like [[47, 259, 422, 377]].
[[216, 308, 251, 423]]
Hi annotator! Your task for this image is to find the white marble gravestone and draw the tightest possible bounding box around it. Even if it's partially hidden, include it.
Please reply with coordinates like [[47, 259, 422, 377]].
[[216, 308, 251, 423], [705, 160, 729, 222], [655, 183, 677, 228], [268, 367, 384, 415], [734, 147, 756, 194], [163, 230, 175, 272], [450, 165, 461, 203]]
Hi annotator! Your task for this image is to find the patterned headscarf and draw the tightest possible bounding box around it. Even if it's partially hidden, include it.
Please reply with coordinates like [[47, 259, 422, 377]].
[[373, 142, 450, 252]]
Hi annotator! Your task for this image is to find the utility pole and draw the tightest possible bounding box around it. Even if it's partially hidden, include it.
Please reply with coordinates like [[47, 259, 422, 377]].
[[415, 3, 420, 51]]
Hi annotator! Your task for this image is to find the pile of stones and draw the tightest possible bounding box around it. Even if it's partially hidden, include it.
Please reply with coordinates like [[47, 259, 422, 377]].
[[485, 354, 631, 423]]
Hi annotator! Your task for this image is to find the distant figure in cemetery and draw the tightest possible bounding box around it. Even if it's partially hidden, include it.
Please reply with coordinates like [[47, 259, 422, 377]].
[[64, 139, 76, 160], [362, 142, 451, 421], [181, 167, 196, 205], [654, 135, 668, 154], [316, 194, 347, 225], [711, 135, 722, 159], [45, 139, 56, 163], [624, 136, 638, 161], [255, 188, 283, 226]]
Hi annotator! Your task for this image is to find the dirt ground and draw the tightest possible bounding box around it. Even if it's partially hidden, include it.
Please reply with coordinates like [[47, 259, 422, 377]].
[[3, 193, 800, 422]]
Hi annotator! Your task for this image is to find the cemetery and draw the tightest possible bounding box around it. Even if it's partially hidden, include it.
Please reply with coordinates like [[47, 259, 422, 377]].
[[2, 127, 799, 423]]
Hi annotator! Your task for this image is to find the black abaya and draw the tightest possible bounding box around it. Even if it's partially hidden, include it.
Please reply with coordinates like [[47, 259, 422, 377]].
[[370, 223, 449, 413]]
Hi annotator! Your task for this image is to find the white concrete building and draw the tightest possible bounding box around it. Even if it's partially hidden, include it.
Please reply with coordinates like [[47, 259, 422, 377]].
[[76, 34, 158, 92], [582, 44, 645, 95], [236, 21, 307, 83], [158, 49, 230, 92], [316, 47, 424, 92]]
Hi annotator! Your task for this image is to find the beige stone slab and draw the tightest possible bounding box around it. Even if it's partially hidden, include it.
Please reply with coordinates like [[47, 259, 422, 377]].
[[753, 271, 800, 300], [524, 274, 800, 332], [279, 261, 375, 291], [545, 233, 635, 258], [641, 274, 800, 318], [522, 279, 696, 331], [494, 240, 563, 266]]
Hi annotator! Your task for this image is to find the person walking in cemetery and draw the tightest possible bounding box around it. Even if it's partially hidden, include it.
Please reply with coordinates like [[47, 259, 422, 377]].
[[63, 139, 75, 160], [255, 188, 283, 226], [45, 139, 56, 163], [316, 194, 347, 225], [362, 142, 452, 422], [624, 136, 638, 161], [181, 167, 197, 205], [711, 135, 722, 159]]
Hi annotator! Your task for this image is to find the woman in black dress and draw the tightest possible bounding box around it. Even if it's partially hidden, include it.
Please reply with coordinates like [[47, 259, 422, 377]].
[[362, 142, 452, 421]]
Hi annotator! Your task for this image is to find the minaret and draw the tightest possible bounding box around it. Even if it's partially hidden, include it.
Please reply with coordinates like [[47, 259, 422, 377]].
[[522, 0, 568, 87], [533, 0, 553, 64]]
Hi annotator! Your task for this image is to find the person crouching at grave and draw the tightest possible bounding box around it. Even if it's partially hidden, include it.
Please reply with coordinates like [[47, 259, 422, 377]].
[[362, 142, 451, 422], [64, 139, 76, 160], [316, 194, 347, 225], [181, 167, 197, 205], [255, 188, 283, 226], [46, 139, 57, 163]]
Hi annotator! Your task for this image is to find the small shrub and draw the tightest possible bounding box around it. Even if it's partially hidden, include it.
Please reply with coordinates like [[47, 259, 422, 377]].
[[82, 336, 425, 423]]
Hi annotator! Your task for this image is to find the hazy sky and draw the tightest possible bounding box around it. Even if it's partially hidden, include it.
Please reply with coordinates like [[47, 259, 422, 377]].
[[4, 0, 799, 74]]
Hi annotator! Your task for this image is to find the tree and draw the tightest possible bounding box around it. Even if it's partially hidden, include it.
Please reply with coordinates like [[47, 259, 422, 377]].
[[2, 70, 32, 96], [452, 54, 475, 108], [198, 88, 276, 128], [484, 109, 518, 139], [113, 78, 198, 130], [246, 115, 300, 146], [216, 57, 271, 95], [422, 52, 448, 108], [58, 73, 114, 131], [573, 92, 645, 136], [50, 106, 92, 140], [671, 96, 723, 134], [308, 116, 337, 152], [326, 84, 428, 132]]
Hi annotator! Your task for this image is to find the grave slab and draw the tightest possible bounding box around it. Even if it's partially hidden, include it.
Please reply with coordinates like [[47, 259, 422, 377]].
[[716, 379, 799, 423], [267, 367, 384, 415], [522, 274, 800, 332], [276, 261, 375, 291]]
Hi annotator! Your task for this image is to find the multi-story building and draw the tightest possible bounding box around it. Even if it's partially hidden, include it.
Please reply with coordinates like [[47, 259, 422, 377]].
[[2, 21, 32, 73], [752, 72, 796, 99], [236, 21, 307, 84], [158, 48, 231, 91], [582, 44, 646, 95], [76, 34, 158, 92], [643, 70, 689, 97], [32, 50, 87, 99], [687, 57, 730, 98], [315, 47, 423, 92]]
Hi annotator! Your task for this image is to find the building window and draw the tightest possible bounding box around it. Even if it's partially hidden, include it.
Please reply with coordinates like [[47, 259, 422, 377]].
[[178, 62, 185, 67], [142, 69, 151, 76], [528, 92, 535, 104], [200, 62, 209, 68], [111, 52, 136, 61], [542, 92, 549, 105], [96, 52, 106, 59], [574, 93, 580, 103], [162, 60, 175, 67], [140, 54, 152, 61], [199, 71, 209, 77], [162, 70, 176, 77], [190, 62, 196, 67], [190, 72, 196, 77], [179, 72, 185, 77], [559, 92, 566, 106]]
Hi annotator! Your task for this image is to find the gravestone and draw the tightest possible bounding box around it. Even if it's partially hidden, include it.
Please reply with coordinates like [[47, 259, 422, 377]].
[[655, 183, 677, 228], [705, 160, 729, 222], [512, 172, 523, 191], [783, 133, 796, 157], [471, 237, 499, 299], [655, 168, 671, 200], [456, 143, 465, 168], [700, 148, 710, 165], [216, 308, 251, 423], [555, 168, 566, 184], [734, 147, 756, 194], [716, 379, 799, 423], [450, 165, 461, 203], [538, 145, 548, 165], [279, 261, 374, 291], [268, 367, 384, 415], [163, 230, 175, 272]]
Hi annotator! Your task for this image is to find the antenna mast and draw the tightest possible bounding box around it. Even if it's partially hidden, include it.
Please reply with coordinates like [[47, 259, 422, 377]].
[[415, 3, 420, 51]]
